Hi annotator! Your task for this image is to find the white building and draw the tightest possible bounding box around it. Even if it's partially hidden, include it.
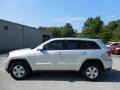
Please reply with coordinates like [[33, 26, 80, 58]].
[[0, 19, 51, 51]]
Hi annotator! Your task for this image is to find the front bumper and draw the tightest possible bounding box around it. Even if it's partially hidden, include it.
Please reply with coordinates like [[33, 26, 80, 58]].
[[4, 58, 10, 73]]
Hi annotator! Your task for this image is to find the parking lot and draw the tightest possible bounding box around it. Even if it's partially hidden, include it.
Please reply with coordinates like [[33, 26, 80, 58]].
[[0, 54, 120, 90]]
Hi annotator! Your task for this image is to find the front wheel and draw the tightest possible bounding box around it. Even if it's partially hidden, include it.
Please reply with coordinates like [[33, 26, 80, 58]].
[[9, 62, 31, 80], [81, 63, 103, 81]]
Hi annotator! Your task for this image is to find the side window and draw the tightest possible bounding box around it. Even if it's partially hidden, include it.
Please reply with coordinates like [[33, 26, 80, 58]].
[[111, 43, 118, 46], [116, 43, 120, 46], [44, 40, 64, 50], [78, 41, 100, 49], [65, 40, 100, 50], [50, 40, 101, 50], [65, 40, 78, 50]]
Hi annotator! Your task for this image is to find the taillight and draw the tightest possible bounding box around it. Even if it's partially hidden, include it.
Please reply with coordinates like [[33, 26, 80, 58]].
[[107, 50, 112, 57]]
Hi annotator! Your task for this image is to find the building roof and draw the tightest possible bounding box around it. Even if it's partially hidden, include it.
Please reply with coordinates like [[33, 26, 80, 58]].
[[0, 19, 37, 29]]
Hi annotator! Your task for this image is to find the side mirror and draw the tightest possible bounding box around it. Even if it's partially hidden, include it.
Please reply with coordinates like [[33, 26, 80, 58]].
[[37, 47, 44, 52]]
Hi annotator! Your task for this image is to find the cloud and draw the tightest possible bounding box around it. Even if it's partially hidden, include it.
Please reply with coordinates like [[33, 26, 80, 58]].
[[54, 17, 86, 23], [105, 16, 119, 20]]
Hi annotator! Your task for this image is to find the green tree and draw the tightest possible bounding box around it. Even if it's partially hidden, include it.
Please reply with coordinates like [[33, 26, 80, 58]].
[[100, 20, 120, 43], [112, 28, 120, 41], [47, 27, 62, 38], [39, 18, 120, 43], [62, 23, 75, 37], [39, 27, 61, 38], [81, 16, 103, 38], [39, 23, 76, 38]]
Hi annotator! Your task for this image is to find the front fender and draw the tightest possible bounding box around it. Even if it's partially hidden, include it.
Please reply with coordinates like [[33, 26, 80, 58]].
[[5, 56, 36, 72]]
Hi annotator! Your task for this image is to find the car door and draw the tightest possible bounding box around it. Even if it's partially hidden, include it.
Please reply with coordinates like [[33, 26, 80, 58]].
[[61, 40, 101, 70], [61, 40, 82, 70], [34, 40, 64, 70]]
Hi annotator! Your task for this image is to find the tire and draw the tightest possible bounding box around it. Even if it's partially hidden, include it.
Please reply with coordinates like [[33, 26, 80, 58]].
[[81, 62, 103, 81], [9, 62, 31, 80]]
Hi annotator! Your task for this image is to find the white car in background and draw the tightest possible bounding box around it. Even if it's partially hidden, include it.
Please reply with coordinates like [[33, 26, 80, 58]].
[[5, 38, 112, 81]]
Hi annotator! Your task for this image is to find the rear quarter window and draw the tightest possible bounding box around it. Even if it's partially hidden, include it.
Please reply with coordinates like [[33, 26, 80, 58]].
[[78, 40, 101, 49]]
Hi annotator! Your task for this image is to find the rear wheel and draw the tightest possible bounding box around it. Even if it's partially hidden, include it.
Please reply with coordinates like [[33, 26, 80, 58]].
[[81, 62, 103, 81], [9, 62, 31, 80]]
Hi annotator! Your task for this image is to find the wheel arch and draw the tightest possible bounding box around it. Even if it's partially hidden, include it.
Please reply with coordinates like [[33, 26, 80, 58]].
[[79, 59, 105, 72], [8, 59, 32, 73]]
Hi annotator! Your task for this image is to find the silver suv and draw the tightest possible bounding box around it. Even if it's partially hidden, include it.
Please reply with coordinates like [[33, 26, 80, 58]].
[[5, 38, 112, 81]]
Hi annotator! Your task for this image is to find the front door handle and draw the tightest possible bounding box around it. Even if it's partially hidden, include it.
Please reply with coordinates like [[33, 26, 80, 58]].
[[54, 52, 61, 55]]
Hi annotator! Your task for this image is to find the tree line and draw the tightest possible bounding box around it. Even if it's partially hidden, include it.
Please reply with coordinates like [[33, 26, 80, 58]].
[[39, 16, 120, 43], [39, 23, 76, 38]]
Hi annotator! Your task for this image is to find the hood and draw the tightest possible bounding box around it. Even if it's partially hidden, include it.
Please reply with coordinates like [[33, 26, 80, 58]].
[[8, 48, 33, 58], [10, 48, 31, 53]]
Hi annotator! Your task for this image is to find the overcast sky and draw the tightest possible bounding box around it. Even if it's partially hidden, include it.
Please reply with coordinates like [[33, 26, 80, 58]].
[[0, 0, 120, 31]]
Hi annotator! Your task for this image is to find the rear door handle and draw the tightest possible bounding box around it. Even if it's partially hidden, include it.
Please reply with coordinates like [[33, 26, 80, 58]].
[[54, 52, 57, 54], [80, 52, 86, 55], [58, 52, 61, 55]]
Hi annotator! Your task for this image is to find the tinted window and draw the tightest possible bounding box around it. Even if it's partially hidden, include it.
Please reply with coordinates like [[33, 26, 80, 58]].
[[111, 43, 118, 46], [65, 40, 78, 50], [65, 40, 100, 50], [117, 43, 120, 46], [111, 43, 120, 46], [44, 40, 64, 50], [78, 41, 100, 49]]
